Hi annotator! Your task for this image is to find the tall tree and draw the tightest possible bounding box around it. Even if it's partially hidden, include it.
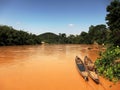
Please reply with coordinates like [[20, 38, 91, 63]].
[[79, 31, 91, 44], [106, 0, 120, 46], [88, 25, 108, 44], [58, 33, 68, 44]]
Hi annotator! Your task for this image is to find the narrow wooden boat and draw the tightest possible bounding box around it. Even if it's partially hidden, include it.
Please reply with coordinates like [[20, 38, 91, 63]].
[[75, 56, 88, 81], [84, 56, 99, 84]]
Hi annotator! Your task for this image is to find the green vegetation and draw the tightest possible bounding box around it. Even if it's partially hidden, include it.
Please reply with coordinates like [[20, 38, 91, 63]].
[[38, 24, 109, 44], [88, 25, 108, 44], [95, 46, 120, 82], [0, 23, 115, 46], [39, 32, 59, 44], [0, 25, 41, 46], [95, 0, 120, 82], [106, 0, 120, 46]]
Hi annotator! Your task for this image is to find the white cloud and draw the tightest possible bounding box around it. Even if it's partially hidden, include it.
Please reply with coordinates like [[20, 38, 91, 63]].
[[68, 24, 75, 27]]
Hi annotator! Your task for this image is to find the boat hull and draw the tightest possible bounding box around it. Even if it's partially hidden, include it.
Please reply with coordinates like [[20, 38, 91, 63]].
[[75, 56, 88, 81], [84, 56, 99, 84]]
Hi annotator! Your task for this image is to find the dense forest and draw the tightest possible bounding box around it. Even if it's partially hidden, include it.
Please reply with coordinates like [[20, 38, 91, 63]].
[[39, 24, 108, 44], [0, 24, 109, 45], [0, 25, 41, 46], [0, 22, 119, 46]]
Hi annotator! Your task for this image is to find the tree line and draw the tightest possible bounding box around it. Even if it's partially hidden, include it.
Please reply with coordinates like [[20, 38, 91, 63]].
[[0, 24, 109, 46], [39, 24, 109, 45], [0, 23, 117, 46], [0, 25, 41, 46]]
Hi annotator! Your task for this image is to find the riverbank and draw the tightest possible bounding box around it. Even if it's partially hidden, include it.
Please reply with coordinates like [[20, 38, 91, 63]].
[[95, 46, 120, 82]]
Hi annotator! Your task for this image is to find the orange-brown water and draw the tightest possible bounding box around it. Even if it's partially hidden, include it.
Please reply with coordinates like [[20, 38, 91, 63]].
[[0, 44, 119, 90]]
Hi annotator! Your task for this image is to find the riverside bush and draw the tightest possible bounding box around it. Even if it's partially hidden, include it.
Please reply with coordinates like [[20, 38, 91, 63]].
[[95, 46, 120, 82]]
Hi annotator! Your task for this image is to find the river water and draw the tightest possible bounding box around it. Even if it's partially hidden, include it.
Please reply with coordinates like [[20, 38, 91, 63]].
[[0, 44, 119, 90]]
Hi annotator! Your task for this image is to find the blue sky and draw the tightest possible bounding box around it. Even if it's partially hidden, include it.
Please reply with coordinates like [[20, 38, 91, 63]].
[[0, 0, 111, 35]]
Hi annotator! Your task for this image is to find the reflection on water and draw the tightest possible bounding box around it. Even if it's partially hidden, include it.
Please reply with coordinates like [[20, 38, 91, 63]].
[[0, 44, 119, 90]]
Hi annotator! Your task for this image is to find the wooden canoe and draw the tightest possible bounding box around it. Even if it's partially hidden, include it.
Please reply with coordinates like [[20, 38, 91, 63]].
[[75, 56, 88, 81], [84, 56, 99, 84]]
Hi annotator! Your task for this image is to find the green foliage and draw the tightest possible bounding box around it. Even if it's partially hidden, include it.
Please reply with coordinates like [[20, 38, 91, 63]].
[[106, 0, 120, 46], [79, 31, 91, 44], [0, 25, 41, 46], [106, 0, 120, 31], [95, 46, 120, 82], [38, 24, 108, 44], [58, 33, 68, 44], [88, 24, 108, 44], [39, 32, 59, 44]]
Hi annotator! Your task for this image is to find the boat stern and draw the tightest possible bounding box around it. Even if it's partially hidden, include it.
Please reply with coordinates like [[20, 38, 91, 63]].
[[84, 76, 88, 81], [95, 79, 99, 84]]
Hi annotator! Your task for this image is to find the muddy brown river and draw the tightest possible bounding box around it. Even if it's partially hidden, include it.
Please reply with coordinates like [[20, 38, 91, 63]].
[[0, 44, 119, 90]]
